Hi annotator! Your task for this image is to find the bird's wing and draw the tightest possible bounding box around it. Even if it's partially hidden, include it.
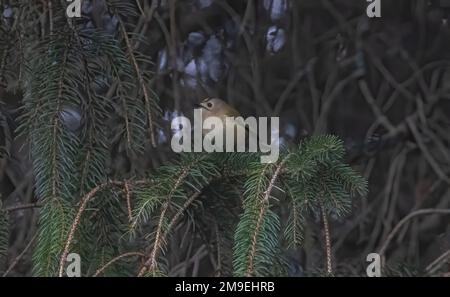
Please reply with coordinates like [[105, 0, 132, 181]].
[[220, 101, 239, 116]]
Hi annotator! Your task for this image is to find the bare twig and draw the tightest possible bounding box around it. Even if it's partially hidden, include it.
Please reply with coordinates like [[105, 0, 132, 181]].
[[319, 199, 333, 275], [2, 233, 37, 277], [93, 252, 145, 277], [358, 80, 395, 132], [425, 249, 450, 276], [406, 118, 450, 184], [378, 209, 450, 257], [166, 191, 202, 234], [124, 180, 132, 222], [5, 202, 42, 213]]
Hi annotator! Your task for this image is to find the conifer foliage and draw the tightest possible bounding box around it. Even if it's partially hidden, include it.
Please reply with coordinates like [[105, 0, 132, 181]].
[[0, 1, 367, 276]]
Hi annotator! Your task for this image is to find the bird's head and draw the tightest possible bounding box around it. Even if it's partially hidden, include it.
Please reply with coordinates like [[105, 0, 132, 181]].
[[194, 98, 240, 118]]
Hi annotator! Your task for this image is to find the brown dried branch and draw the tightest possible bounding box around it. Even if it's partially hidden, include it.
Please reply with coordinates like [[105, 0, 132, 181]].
[[378, 209, 450, 257], [93, 252, 145, 277]]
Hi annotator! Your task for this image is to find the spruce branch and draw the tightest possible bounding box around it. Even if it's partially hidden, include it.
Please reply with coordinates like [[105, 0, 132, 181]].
[[137, 155, 218, 276], [107, 0, 160, 148], [58, 181, 125, 277], [22, 33, 83, 276], [101, 29, 156, 155], [283, 188, 305, 249], [117, 17, 157, 148], [246, 157, 288, 276], [233, 155, 290, 276], [75, 45, 111, 196], [165, 191, 202, 237], [93, 251, 145, 277], [282, 135, 368, 275], [137, 203, 175, 276]]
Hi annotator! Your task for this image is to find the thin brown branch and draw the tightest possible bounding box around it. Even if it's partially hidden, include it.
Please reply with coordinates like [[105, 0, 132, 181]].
[[358, 80, 395, 132], [406, 118, 450, 184], [117, 16, 157, 148], [137, 167, 192, 276], [93, 252, 145, 277], [5, 202, 42, 213], [124, 180, 132, 222], [166, 191, 201, 234], [246, 156, 289, 276], [320, 199, 333, 275], [137, 201, 169, 277], [425, 249, 450, 276], [214, 223, 222, 276], [378, 209, 450, 257], [58, 181, 124, 277], [2, 233, 37, 277]]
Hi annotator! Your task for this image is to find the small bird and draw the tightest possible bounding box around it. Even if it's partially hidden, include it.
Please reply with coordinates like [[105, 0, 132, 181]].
[[194, 98, 274, 153], [195, 98, 244, 144], [195, 98, 240, 125]]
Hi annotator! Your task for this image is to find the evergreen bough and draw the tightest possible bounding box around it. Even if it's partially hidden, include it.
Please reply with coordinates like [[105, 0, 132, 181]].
[[0, 0, 368, 276]]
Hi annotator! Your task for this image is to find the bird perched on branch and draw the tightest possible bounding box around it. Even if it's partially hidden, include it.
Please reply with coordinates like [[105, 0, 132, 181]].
[[195, 98, 240, 124], [195, 98, 247, 146], [194, 98, 277, 157]]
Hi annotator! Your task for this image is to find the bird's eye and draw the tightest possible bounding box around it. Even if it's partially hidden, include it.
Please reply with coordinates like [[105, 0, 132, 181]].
[[206, 102, 213, 108]]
